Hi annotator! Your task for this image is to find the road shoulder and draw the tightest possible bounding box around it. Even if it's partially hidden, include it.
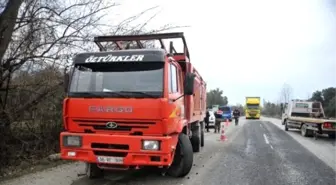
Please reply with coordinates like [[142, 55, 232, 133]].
[[261, 116, 336, 172]]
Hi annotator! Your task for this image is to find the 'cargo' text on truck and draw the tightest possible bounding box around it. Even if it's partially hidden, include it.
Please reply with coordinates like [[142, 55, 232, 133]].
[[60, 32, 206, 178]]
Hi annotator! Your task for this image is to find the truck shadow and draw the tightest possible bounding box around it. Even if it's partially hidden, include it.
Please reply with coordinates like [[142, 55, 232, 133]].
[[71, 168, 183, 185], [288, 130, 336, 145]]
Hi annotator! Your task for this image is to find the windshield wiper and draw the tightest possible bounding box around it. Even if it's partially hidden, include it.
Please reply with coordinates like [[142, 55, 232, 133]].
[[71, 92, 129, 98], [101, 91, 130, 98], [118, 91, 156, 98], [72, 92, 104, 98]]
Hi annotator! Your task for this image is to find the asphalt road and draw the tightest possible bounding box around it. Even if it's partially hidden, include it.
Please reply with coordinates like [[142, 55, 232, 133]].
[[2, 118, 335, 185]]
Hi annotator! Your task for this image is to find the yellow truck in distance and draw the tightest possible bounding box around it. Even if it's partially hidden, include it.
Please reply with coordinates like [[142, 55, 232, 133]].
[[245, 97, 261, 119]]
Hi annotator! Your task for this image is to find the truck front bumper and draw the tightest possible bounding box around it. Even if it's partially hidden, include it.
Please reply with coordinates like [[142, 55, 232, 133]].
[[246, 113, 260, 119], [60, 132, 178, 167]]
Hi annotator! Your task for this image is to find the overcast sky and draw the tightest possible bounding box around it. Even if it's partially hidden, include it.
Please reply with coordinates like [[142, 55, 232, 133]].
[[109, 0, 335, 105]]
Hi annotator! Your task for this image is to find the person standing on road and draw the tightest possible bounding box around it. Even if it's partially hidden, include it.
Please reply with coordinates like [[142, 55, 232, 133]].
[[204, 110, 210, 132], [214, 111, 221, 133], [233, 108, 241, 117]]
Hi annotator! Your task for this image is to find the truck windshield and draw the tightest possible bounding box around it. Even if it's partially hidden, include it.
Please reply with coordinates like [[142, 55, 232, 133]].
[[295, 103, 309, 108], [68, 62, 164, 98], [247, 104, 259, 109]]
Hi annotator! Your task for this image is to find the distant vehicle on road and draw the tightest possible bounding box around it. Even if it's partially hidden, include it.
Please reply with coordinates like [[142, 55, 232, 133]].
[[206, 110, 216, 129], [281, 99, 336, 139], [215, 106, 232, 122], [245, 97, 261, 119]]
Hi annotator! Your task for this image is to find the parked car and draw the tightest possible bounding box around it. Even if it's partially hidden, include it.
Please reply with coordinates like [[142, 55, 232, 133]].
[[215, 106, 233, 122], [206, 110, 216, 128]]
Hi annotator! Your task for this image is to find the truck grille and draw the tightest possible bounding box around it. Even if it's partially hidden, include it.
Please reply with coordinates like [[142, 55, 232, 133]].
[[248, 111, 257, 116], [73, 119, 156, 132], [91, 143, 129, 157]]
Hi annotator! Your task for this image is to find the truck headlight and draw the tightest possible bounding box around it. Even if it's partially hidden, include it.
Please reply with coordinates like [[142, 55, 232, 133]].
[[142, 140, 160, 150], [63, 135, 82, 147]]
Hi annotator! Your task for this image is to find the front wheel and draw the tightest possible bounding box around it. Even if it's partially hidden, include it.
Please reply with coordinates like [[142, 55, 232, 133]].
[[85, 163, 104, 179], [167, 133, 194, 178]]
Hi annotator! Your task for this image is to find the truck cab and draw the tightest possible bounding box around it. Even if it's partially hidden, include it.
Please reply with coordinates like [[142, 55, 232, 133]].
[[245, 97, 261, 119], [61, 32, 206, 178]]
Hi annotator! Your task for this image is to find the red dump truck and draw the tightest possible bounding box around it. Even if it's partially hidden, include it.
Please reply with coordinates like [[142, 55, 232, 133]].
[[60, 32, 207, 178]]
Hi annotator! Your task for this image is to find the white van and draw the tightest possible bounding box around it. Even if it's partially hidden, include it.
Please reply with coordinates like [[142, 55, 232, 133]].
[[206, 110, 216, 128]]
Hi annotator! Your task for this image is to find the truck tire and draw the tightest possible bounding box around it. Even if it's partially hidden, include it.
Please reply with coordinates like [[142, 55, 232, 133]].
[[300, 124, 308, 137], [284, 120, 289, 131], [191, 133, 201, 152], [167, 133, 193, 178], [190, 122, 201, 152], [85, 163, 104, 179], [201, 124, 205, 147], [300, 124, 313, 137]]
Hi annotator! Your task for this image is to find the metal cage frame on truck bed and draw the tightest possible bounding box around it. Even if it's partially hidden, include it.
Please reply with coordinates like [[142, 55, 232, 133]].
[[93, 32, 190, 60]]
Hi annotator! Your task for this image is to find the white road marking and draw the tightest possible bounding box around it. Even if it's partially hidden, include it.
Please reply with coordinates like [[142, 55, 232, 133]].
[[263, 133, 274, 149], [263, 133, 270, 144], [260, 124, 262, 127]]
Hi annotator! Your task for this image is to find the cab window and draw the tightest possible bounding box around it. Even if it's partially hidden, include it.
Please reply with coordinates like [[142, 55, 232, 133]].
[[169, 63, 178, 93]]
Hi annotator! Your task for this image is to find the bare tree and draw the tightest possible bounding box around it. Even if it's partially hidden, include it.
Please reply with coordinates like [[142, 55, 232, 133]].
[[280, 83, 293, 103]]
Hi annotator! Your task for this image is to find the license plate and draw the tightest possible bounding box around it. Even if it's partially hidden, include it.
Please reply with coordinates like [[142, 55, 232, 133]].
[[97, 156, 124, 164]]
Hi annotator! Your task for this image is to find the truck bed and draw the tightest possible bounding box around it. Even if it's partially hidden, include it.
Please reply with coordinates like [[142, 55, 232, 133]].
[[288, 116, 336, 124]]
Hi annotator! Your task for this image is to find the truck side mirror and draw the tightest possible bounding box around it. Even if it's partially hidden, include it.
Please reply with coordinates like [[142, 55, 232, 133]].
[[64, 73, 69, 93], [184, 73, 195, 95]]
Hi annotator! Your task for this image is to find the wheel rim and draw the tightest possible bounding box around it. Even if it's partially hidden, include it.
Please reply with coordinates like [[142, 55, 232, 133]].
[[301, 125, 306, 135]]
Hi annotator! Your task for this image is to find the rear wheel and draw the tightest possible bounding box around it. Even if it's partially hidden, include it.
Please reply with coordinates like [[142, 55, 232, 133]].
[[167, 133, 193, 178], [301, 124, 308, 137], [301, 124, 313, 137], [200, 122, 205, 147], [284, 120, 288, 131], [191, 134, 201, 152], [190, 122, 201, 152], [85, 163, 104, 179]]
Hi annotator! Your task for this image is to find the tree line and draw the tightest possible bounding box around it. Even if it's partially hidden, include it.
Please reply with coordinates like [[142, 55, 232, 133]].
[[206, 88, 228, 106], [206, 88, 244, 114]]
